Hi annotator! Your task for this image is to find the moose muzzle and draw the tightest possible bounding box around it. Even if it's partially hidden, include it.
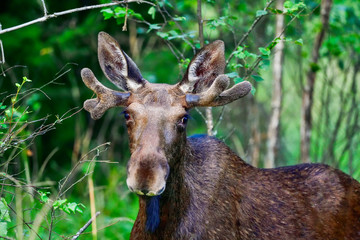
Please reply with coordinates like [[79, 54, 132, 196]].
[[126, 152, 169, 197]]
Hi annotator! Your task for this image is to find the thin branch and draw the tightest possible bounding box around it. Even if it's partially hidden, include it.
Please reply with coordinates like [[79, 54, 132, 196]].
[[244, 8, 305, 80], [160, 5, 196, 53], [71, 212, 101, 240], [0, 0, 155, 35], [197, 0, 214, 136], [197, 0, 205, 48], [226, 0, 275, 66], [122, 3, 129, 31], [213, 106, 226, 132], [7, 199, 43, 240], [40, 0, 48, 16]]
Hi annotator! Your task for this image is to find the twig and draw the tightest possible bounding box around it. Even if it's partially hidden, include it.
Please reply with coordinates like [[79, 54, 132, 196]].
[[40, 0, 48, 16], [213, 106, 226, 132], [0, 0, 155, 35], [122, 3, 129, 31], [197, 0, 205, 47], [244, 8, 306, 80], [6, 199, 43, 240], [0, 236, 16, 240], [226, 0, 275, 66], [79, 217, 134, 235], [71, 212, 101, 240], [197, 0, 214, 136], [0, 23, 4, 65], [57, 143, 111, 198], [0, 39, 4, 64]]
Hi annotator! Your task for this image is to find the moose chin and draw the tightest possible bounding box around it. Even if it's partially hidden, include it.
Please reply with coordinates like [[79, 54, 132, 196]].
[[81, 32, 360, 240]]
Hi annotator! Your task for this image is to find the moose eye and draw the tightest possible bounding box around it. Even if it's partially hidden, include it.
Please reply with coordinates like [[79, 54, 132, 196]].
[[123, 111, 131, 121], [181, 114, 189, 125]]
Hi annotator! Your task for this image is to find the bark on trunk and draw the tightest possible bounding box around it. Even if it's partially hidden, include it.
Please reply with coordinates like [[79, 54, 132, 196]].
[[197, 0, 214, 136], [249, 95, 260, 167], [300, 0, 332, 163], [265, 0, 285, 168]]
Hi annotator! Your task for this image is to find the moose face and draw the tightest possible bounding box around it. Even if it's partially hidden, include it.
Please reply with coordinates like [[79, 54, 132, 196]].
[[81, 32, 251, 197], [124, 84, 188, 196]]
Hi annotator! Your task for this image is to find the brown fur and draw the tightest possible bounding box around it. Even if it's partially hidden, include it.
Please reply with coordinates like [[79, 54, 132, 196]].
[[131, 136, 360, 240]]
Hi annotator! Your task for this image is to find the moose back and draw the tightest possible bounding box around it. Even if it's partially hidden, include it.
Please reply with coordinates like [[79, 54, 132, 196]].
[[81, 32, 360, 239]]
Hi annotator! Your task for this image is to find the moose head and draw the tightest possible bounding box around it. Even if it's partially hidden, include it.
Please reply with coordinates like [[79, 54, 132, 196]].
[[81, 32, 251, 197]]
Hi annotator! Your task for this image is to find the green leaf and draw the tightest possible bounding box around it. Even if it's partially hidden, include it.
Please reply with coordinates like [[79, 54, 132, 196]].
[[114, 7, 127, 17], [256, 10, 267, 17], [0, 222, 7, 236], [147, 24, 161, 33], [294, 38, 303, 46], [148, 6, 156, 19], [284, 1, 293, 9], [251, 75, 264, 82], [234, 77, 244, 84], [38, 191, 50, 203], [259, 59, 270, 70], [244, 51, 257, 59], [67, 202, 78, 214], [0, 198, 11, 222], [226, 72, 239, 78], [157, 32, 169, 39], [173, 16, 186, 21], [53, 199, 67, 209], [101, 8, 114, 20], [22, 76, 31, 82], [15, 83, 21, 88], [251, 86, 256, 95], [132, 13, 144, 20], [259, 47, 270, 56]]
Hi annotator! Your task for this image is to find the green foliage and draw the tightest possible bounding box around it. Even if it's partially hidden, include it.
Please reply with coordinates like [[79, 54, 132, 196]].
[[256, 10, 268, 17], [283, 1, 306, 15], [0, 198, 11, 237], [101, 6, 144, 24]]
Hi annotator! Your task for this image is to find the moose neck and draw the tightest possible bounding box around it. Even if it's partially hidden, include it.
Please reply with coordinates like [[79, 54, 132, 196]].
[[137, 136, 193, 234]]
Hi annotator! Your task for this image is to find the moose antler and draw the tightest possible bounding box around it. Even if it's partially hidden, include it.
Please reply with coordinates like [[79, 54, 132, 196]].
[[81, 68, 130, 120], [177, 39, 252, 108], [184, 75, 252, 108], [210, 80, 252, 106]]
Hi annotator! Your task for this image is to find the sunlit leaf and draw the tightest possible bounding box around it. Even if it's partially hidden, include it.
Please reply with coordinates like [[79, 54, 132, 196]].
[[148, 7, 156, 20], [294, 38, 303, 46], [256, 10, 267, 17], [251, 75, 264, 82]]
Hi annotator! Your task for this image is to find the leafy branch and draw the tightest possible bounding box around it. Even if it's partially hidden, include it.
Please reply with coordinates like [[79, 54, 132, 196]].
[[0, 0, 156, 35]]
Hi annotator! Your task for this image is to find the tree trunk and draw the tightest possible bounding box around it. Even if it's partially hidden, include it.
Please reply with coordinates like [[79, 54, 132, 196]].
[[265, 0, 285, 168], [248, 95, 261, 167], [197, 0, 214, 136], [300, 0, 332, 163]]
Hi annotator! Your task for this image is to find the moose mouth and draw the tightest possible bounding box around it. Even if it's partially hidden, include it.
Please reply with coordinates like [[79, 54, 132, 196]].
[[132, 185, 166, 197]]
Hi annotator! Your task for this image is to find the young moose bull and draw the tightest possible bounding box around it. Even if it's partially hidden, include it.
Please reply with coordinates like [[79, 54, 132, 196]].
[[81, 32, 360, 239]]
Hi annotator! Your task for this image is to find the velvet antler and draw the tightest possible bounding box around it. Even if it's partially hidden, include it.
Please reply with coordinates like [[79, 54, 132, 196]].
[[81, 68, 130, 120], [177, 40, 252, 108], [185, 78, 252, 108]]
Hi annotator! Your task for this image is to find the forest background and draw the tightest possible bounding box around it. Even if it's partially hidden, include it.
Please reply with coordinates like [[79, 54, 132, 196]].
[[0, 0, 359, 239]]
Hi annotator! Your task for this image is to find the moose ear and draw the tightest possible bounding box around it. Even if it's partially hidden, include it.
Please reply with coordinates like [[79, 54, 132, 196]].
[[98, 32, 146, 92], [178, 40, 226, 94]]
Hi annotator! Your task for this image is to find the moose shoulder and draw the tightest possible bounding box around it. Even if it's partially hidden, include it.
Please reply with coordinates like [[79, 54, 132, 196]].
[[81, 32, 360, 240]]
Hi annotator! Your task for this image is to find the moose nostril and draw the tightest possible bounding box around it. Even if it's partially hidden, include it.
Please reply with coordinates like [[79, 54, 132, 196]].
[[157, 186, 165, 195], [141, 189, 149, 195]]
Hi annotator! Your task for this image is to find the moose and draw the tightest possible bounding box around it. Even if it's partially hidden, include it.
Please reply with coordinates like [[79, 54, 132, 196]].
[[81, 32, 360, 239]]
